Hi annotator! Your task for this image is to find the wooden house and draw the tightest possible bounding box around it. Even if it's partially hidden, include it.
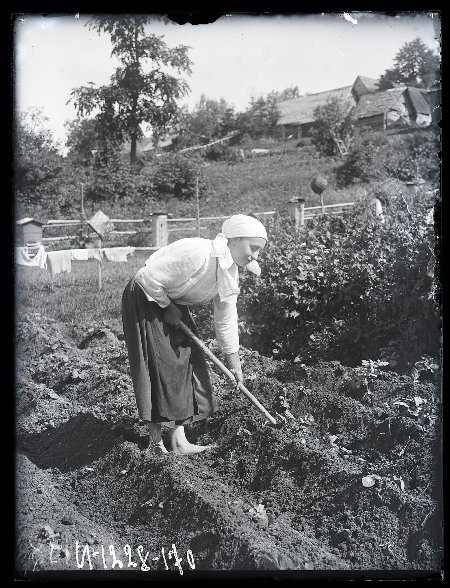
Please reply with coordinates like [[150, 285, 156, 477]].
[[15, 218, 44, 246], [351, 75, 383, 101], [276, 75, 437, 138], [352, 87, 433, 131], [277, 85, 355, 140]]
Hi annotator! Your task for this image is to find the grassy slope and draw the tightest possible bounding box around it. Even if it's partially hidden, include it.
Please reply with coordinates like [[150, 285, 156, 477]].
[[15, 147, 365, 327], [78, 147, 363, 221]]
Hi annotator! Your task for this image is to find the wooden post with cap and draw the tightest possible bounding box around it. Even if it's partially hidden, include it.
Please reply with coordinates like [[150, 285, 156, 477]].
[[151, 212, 168, 248], [287, 197, 305, 230]]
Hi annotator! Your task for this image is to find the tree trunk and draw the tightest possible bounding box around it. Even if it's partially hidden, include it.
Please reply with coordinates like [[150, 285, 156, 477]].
[[130, 134, 137, 165]]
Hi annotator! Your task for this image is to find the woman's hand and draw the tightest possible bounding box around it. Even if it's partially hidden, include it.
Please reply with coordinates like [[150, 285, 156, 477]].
[[225, 352, 243, 386], [163, 302, 182, 328]]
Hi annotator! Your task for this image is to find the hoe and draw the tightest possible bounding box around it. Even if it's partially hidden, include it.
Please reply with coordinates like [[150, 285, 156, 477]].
[[179, 321, 277, 425]]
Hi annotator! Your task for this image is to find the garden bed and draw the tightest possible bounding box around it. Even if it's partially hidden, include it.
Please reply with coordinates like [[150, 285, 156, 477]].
[[15, 313, 442, 577]]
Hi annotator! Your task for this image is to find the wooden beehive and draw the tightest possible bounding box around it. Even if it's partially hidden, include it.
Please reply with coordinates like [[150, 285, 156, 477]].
[[16, 218, 44, 246]]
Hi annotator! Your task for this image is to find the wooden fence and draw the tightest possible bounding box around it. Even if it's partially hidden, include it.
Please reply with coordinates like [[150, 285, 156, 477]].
[[41, 210, 278, 249], [287, 198, 386, 229]]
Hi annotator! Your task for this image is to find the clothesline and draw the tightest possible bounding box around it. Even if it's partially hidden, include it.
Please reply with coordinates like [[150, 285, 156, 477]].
[[15, 245, 137, 276]]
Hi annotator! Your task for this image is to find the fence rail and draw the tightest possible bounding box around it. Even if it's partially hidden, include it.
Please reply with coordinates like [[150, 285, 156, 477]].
[[38, 209, 277, 246]]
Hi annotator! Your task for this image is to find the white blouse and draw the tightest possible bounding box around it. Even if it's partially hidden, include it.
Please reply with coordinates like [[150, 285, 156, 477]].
[[134, 238, 240, 354]]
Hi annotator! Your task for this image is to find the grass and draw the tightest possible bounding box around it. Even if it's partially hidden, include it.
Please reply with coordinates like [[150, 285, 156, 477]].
[[159, 150, 356, 218], [15, 147, 373, 327], [56, 148, 358, 223], [15, 253, 150, 329]]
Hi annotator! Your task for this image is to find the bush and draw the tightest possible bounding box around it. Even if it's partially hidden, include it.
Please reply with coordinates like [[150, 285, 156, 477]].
[[335, 131, 390, 187], [238, 202, 439, 370], [335, 128, 441, 189], [151, 153, 206, 200], [204, 144, 232, 162], [384, 130, 440, 185], [88, 158, 153, 205]]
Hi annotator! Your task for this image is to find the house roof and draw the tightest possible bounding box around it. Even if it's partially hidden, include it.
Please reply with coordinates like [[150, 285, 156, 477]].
[[352, 87, 407, 119], [16, 217, 44, 226], [406, 87, 432, 115], [277, 85, 354, 125], [354, 75, 380, 93]]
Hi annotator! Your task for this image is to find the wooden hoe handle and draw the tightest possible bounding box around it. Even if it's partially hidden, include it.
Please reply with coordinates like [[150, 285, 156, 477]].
[[178, 321, 277, 425]]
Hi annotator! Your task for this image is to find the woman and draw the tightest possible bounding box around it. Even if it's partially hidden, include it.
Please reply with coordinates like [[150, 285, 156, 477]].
[[121, 214, 267, 455]]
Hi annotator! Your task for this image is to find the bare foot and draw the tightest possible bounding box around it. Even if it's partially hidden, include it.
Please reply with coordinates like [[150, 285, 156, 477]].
[[171, 440, 215, 455]]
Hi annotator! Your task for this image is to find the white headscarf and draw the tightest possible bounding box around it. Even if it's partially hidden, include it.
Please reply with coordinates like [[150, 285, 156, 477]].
[[211, 215, 268, 303]]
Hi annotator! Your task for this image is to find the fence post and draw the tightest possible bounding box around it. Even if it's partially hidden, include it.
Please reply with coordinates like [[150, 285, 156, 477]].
[[196, 177, 201, 237], [287, 197, 305, 230], [97, 238, 102, 290], [151, 213, 168, 247]]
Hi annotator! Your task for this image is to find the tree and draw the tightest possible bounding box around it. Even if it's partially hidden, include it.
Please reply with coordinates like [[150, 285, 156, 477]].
[[69, 16, 192, 165], [14, 109, 81, 216], [378, 37, 440, 90], [15, 109, 64, 203], [312, 96, 355, 156], [173, 96, 237, 149], [65, 118, 98, 166]]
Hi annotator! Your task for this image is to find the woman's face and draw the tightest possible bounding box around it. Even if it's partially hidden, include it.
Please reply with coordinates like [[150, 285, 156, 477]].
[[227, 237, 266, 268]]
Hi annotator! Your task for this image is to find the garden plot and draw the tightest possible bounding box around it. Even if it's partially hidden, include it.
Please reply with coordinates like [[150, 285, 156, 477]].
[[15, 313, 442, 575]]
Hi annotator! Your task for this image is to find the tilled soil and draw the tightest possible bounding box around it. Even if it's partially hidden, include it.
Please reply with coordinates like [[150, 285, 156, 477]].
[[15, 313, 443, 578]]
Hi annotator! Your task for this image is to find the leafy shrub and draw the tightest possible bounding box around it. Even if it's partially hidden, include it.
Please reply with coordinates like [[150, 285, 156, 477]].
[[335, 129, 441, 189], [88, 158, 153, 205], [384, 130, 440, 185], [151, 153, 206, 200], [334, 131, 391, 187], [238, 201, 439, 370], [204, 144, 232, 161]]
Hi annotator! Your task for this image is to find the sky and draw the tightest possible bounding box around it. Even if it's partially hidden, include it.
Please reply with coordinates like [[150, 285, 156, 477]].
[[13, 12, 441, 151]]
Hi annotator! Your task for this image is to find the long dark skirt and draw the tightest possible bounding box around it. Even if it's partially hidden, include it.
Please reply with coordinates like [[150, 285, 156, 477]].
[[121, 276, 217, 425]]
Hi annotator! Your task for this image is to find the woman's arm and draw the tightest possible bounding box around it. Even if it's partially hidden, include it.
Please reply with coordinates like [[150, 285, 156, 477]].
[[214, 295, 243, 384], [225, 351, 243, 385]]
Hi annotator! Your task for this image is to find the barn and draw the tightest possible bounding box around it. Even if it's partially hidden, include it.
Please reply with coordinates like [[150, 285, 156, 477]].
[[276, 85, 355, 140], [351, 75, 383, 101], [276, 75, 437, 139], [352, 87, 433, 131]]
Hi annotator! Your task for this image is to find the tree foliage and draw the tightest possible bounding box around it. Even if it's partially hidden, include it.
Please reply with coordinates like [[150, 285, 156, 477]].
[[378, 37, 440, 90], [312, 96, 355, 156], [172, 96, 237, 149], [69, 16, 192, 165], [14, 109, 80, 216]]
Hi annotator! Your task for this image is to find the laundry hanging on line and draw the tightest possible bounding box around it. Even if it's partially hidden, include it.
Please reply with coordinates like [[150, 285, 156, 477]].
[[71, 248, 103, 262], [17, 245, 136, 277], [102, 247, 135, 262], [47, 250, 72, 276], [15, 245, 48, 269]]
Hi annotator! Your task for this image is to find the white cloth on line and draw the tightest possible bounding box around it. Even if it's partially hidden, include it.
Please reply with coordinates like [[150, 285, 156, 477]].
[[86, 248, 103, 262], [15, 245, 47, 269], [47, 250, 72, 276], [72, 248, 104, 261], [71, 249, 89, 261], [102, 247, 135, 262]]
